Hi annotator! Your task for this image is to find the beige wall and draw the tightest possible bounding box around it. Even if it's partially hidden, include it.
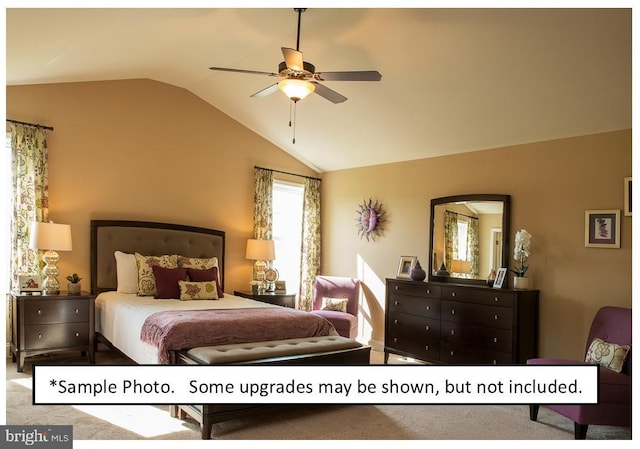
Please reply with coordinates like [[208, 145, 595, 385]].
[[6, 79, 319, 294], [321, 130, 632, 359], [7, 80, 632, 362]]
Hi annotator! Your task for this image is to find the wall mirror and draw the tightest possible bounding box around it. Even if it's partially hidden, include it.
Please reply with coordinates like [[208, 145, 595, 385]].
[[428, 194, 511, 285]]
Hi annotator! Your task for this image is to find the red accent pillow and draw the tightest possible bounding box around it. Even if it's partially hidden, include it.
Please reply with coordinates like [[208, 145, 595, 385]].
[[187, 267, 223, 298], [152, 266, 187, 299]]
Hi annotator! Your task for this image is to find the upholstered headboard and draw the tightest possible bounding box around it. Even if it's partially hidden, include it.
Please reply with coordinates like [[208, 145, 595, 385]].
[[90, 220, 225, 294]]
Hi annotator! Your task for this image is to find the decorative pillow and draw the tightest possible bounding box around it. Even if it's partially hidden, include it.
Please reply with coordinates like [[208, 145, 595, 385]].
[[178, 280, 219, 300], [585, 337, 630, 373], [152, 266, 187, 299], [177, 256, 218, 270], [186, 267, 224, 298], [135, 253, 178, 296], [321, 297, 349, 313], [115, 251, 138, 294]]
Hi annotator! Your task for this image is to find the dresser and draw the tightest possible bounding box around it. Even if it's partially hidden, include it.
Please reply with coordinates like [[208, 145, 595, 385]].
[[10, 291, 96, 372], [385, 278, 538, 365]]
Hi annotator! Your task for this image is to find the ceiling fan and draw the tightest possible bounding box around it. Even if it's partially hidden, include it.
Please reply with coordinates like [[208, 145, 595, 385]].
[[208, 8, 382, 104]]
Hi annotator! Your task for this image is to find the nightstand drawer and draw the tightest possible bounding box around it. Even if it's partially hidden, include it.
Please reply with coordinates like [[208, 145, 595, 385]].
[[23, 300, 89, 324], [24, 323, 90, 349]]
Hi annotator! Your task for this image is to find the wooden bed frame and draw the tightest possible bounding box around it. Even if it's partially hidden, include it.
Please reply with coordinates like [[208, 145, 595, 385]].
[[89, 219, 371, 438]]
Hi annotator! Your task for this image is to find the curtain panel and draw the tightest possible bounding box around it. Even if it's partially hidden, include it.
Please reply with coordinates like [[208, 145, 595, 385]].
[[299, 177, 321, 311], [253, 167, 273, 240], [9, 123, 50, 291]]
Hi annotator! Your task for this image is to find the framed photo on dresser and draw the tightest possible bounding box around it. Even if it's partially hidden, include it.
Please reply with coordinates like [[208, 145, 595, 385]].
[[493, 268, 507, 289]]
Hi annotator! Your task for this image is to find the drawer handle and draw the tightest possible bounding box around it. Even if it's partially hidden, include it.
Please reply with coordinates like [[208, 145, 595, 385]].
[[450, 350, 454, 356], [493, 360, 497, 365], [75, 332, 80, 337], [493, 337, 498, 343], [451, 330, 455, 335], [425, 345, 429, 351], [395, 285, 399, 291], [451, 292, 456, 297], [394, 300, 399, 306], [393, 338, 398, 343], [394, 319, 398, 324], [451, 309, 456, 315], [38, 333, 42, 339], [75, 308, 79, 314], [494, 314, 499, 320], [494, 296, 499, 302], [425, 325, 430, 331], [37, 309, 42, 315], [426, 305, 430, 311], [426, 289, 431, 294]]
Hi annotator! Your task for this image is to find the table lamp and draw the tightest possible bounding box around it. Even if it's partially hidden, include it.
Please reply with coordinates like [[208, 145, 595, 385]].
[[451, 259, 471, 277], [245, 239, 275, 290], [29, 221, 73, 294]]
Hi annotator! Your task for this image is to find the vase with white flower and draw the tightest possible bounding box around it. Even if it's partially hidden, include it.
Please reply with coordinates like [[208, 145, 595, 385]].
[[511, 229, 531, 289]]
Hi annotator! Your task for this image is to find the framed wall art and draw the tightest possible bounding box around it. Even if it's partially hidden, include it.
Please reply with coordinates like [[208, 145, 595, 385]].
[[396, 256, 417, 279], [585, 209, 620, 248], [493, 268, 507, 289], [624, 177, 631, 216]]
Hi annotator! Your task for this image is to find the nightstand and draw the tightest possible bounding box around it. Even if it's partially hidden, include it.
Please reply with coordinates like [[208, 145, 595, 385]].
[[233, 290, 296, 309], [10, 291, 95, 372]]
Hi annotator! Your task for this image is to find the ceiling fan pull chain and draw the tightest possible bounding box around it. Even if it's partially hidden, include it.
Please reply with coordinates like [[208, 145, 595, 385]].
[[292, 101, 297, 144]]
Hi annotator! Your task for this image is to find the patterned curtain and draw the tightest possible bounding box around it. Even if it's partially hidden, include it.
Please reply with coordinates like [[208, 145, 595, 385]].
[[298, 177, 321, 311], [253, 167, 273, 240], [9, 123, 50, 290], [468, 217, 480, 277], [443, 210, 457, 272]]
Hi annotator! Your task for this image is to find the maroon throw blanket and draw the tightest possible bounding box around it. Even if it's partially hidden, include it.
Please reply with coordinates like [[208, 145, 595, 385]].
[[140, 307, 336, 363]]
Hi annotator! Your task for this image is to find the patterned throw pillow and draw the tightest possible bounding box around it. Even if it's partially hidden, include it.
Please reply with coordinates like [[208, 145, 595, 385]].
[[179, 257, 223, 298], [135, 253, 178, 296], [178, 280, 219, 300], [321, 297, 349, 313], [585, 337, 630, 373]]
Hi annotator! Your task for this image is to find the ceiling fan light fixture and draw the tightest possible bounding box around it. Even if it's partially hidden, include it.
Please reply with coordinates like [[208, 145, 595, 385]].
[[278, 79, 315, 102]]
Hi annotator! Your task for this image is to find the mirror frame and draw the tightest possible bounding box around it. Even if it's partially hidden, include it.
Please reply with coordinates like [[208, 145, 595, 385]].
[[428, 194, 511, 286]]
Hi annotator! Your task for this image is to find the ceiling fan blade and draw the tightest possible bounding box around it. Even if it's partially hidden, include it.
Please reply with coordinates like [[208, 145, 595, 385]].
[[311, 82, 347, 104], [250, 83, 280, 99], [281, 47, 304, 71], [209, 66, 279, 77], [314, 71, 382, 82]]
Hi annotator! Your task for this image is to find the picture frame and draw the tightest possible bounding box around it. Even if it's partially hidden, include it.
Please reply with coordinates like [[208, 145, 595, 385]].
[[274, 280, 286, 293], [19, 275, 42, 292], [585, 209, 620, 248], [493, 268, 507, 289], [396, 256, 417, 279], [624, 177, 631, 216]]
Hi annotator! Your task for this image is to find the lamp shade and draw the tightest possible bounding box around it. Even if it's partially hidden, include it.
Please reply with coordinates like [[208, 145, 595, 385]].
[[278, 79, 315, 102], [245, 239, 275, 261], [29, 222, 73, 251], [450, 259, 471, 274]]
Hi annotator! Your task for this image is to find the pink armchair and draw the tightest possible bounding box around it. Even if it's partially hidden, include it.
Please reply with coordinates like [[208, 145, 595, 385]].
[[527, 306, 632, 439], [311, 276, 361, 339]]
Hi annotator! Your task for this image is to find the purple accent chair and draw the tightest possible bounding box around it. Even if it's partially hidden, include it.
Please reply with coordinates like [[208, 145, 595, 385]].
[[527, 306, 632, 439], [312, 276, 361, 339]]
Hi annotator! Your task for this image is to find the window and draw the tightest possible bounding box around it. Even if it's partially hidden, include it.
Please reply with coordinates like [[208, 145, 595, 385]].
[[272, 180, 304, 298], [456, 219, 469, 261]]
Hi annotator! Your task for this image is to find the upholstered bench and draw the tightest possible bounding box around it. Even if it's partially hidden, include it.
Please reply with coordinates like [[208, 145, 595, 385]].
[[169, 335, 371, 439]]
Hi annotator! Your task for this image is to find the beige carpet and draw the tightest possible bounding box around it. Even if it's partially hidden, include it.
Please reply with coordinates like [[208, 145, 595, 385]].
[[4, 349, 631, 441]]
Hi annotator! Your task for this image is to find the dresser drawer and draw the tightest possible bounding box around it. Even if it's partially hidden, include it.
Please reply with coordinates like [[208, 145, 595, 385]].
[[386, 335, 440, 361], [24, 323, 90, 349], [440, 342, 512, 365], [389, 294, 440, 318], [387, 312, 440, 340], [388, 281, 441, 298], [23, 300, 89, 324], [441, 300, 513, 330], [440, 321, 513, 353], [442, 286, 514, 307]]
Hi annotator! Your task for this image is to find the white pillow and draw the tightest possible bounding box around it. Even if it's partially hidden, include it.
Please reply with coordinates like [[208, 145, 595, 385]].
[[114, 251, 138, 294]]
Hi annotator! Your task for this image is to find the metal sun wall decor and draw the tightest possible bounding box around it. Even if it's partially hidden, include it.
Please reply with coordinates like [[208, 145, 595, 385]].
[[356, 198, 386, 241]]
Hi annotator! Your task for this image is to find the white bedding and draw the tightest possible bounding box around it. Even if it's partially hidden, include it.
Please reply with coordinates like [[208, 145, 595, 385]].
[[95, 291, 278, 364]]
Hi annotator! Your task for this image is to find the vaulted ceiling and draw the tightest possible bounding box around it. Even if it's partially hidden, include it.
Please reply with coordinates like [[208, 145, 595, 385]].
[[6, 7, 631, 172]]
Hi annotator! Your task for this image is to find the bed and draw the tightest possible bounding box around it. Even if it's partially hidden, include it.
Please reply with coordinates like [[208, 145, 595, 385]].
[[90, 219, 336, 364]]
